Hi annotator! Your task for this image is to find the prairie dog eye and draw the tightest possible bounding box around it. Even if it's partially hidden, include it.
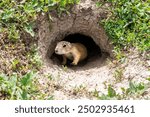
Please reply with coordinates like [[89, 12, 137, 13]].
[[63, 44, 66, 48]]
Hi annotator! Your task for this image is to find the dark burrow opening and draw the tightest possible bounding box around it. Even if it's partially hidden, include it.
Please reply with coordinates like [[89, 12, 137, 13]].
[[51, 33, 106, 68]]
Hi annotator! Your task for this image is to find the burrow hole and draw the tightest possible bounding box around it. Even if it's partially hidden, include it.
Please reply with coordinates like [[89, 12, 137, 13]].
[[51, 33, 107, 68]]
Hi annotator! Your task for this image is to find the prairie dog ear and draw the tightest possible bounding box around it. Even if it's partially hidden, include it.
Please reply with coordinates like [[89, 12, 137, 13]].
[[67, 42, 72, 48]]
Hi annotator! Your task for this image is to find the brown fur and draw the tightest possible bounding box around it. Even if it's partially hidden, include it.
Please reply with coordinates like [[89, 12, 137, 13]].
[[55, 41, 87, 65]]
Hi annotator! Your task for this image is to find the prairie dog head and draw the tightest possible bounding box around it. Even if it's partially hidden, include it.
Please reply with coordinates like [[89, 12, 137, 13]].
[[55, 41, 72, 55]]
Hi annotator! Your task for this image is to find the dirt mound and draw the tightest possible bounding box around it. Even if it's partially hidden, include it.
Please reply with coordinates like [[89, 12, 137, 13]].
[[38, 0, 113, 64]]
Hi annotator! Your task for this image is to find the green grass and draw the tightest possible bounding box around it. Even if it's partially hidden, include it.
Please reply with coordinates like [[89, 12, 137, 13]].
[[0, 71, 40, 100], [0, 0, 79, 41], [102, 0, 150, 52], [94, 80, 150, 100]]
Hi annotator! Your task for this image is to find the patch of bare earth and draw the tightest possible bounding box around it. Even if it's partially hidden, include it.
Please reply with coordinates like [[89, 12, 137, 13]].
[[38, 49, 150, 99], [0, 31, 39, 76]]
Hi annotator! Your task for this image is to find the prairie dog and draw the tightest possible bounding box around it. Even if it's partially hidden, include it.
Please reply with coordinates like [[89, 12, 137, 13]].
[[55, 41, 87, 65]]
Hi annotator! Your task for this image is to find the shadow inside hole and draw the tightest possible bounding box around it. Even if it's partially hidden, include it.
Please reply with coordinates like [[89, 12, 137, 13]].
[[51, 33, 107, 69]]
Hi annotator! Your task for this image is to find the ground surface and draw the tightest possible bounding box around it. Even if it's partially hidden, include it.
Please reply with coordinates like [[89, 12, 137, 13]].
[[39, 50, 150, 99]]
